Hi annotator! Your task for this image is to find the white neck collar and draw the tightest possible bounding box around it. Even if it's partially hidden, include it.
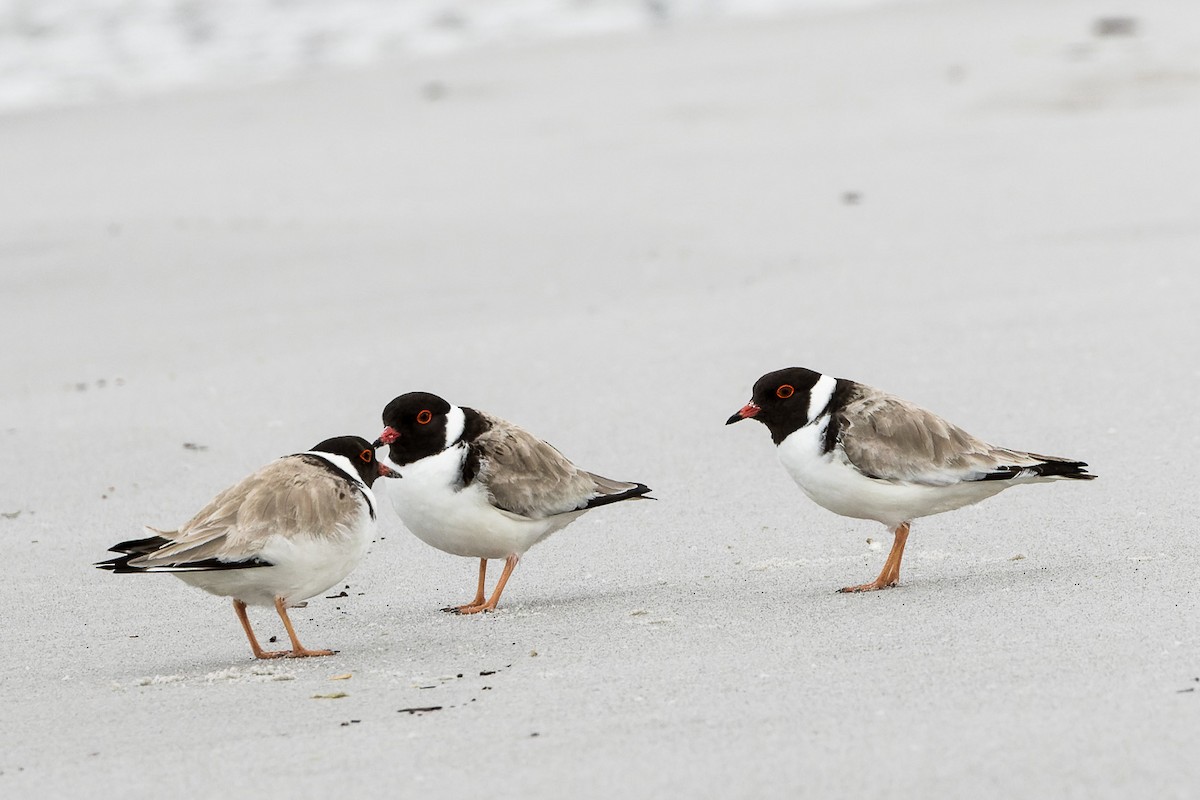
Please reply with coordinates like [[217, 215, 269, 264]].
[[444, 405, 467, 449], [806, 373, 838, 425]]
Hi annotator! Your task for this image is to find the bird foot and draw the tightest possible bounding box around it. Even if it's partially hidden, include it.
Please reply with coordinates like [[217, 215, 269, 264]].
[[254, 649, 295, 659], [837, 579, 898, 593], [443, 603, 495, 615], [285, 648, 337, 658], [256, 647, 337, 659]]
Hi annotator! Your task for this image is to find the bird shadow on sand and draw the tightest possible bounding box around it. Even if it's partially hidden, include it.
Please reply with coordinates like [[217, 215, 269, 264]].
[[817, 559, 1063, 602], [444, 580, 676, 618]]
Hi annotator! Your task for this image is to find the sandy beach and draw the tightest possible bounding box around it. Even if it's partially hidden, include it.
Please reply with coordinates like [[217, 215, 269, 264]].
[[2, 0, 1198, 796]]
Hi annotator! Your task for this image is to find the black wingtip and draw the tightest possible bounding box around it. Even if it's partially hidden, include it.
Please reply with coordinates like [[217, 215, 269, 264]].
[[95, 554, 142, 572], [98, 534, 169, 572], [977, 458, 1096, 482], [106, 535, 170, 555], [95, 554, 274, 573], [1035, 460, 1096, 480], [583, 482, 653, 510]]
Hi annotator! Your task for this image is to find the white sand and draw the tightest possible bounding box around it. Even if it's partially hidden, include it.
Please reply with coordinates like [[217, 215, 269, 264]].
[[2, 0, 1198, 796]]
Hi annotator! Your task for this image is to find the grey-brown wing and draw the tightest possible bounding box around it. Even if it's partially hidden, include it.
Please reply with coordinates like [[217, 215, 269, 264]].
[[470, 420, 602, 519], [836, 387, 1046, 486], [129, 457, 361, 569]]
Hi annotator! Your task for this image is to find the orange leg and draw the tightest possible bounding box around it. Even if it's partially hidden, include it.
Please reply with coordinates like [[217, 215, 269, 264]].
[[273, 596, 336, 658], [839, 522, 911, 593], [454, 554, 519, 615], [233, 599, 290, 659], [443, 558, 489, 614]]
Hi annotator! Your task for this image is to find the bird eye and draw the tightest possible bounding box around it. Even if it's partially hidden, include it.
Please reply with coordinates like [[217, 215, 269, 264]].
[[358, 449, 372, 463], [776, 384, 795, 399], [416, 410, 433, 425]]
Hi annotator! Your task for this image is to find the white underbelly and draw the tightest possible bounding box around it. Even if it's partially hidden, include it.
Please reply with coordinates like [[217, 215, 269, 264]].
[[384, 447, 579, 559], [777, 426, 1010, 527]]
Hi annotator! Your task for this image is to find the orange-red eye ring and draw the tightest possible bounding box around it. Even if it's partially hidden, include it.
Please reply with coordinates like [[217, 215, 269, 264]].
[[358, 449, 372, 463], [776, 384, 795, 399], [416, 410, 433, 425]]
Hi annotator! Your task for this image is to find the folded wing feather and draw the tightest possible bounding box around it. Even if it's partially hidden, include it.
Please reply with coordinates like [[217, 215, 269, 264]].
[[837, 390, 1065, 486], [127, 457, 363, 569], [471, 419, 605, 519]]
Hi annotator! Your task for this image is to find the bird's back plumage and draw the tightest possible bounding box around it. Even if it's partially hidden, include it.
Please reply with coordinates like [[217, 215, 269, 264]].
[[98, 456, 371, 574], [97, 447, 382, 608], [834, 383, 1095, 487], [467, 412, 650, 518]]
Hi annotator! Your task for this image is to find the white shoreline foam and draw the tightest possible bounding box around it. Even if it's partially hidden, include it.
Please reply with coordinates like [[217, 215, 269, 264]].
[[0, 0, 915, 114]]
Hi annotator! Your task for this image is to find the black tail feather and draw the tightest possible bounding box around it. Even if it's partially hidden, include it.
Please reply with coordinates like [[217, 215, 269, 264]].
[[95, 553, 148, 572], [106, 535, 171, 555], [95, 549, 272, 573], [978, 458, 1095, 482], [583, 483, 654, 510], [1030, 459, 1096, 480]]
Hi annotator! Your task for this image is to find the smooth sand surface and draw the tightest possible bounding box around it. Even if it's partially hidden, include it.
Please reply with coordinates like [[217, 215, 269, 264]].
[[2, 0, 1198, 796]]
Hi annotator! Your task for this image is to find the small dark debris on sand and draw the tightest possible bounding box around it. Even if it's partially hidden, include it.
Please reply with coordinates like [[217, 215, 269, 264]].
[[326, 591, 348, 599], [1093, 17, 1137, 37], [75, 378, 124, 392], [398, 706, 443, 715], [183, 442, 208, 451]]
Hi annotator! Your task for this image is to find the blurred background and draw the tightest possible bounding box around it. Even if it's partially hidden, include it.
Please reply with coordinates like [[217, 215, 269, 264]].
[[0, 0, 891, 113]]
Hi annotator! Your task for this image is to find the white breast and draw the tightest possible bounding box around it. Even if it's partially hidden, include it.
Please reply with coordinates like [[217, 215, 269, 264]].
[[776, 421, 1010, 527], [383, 445, 574, 559]]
